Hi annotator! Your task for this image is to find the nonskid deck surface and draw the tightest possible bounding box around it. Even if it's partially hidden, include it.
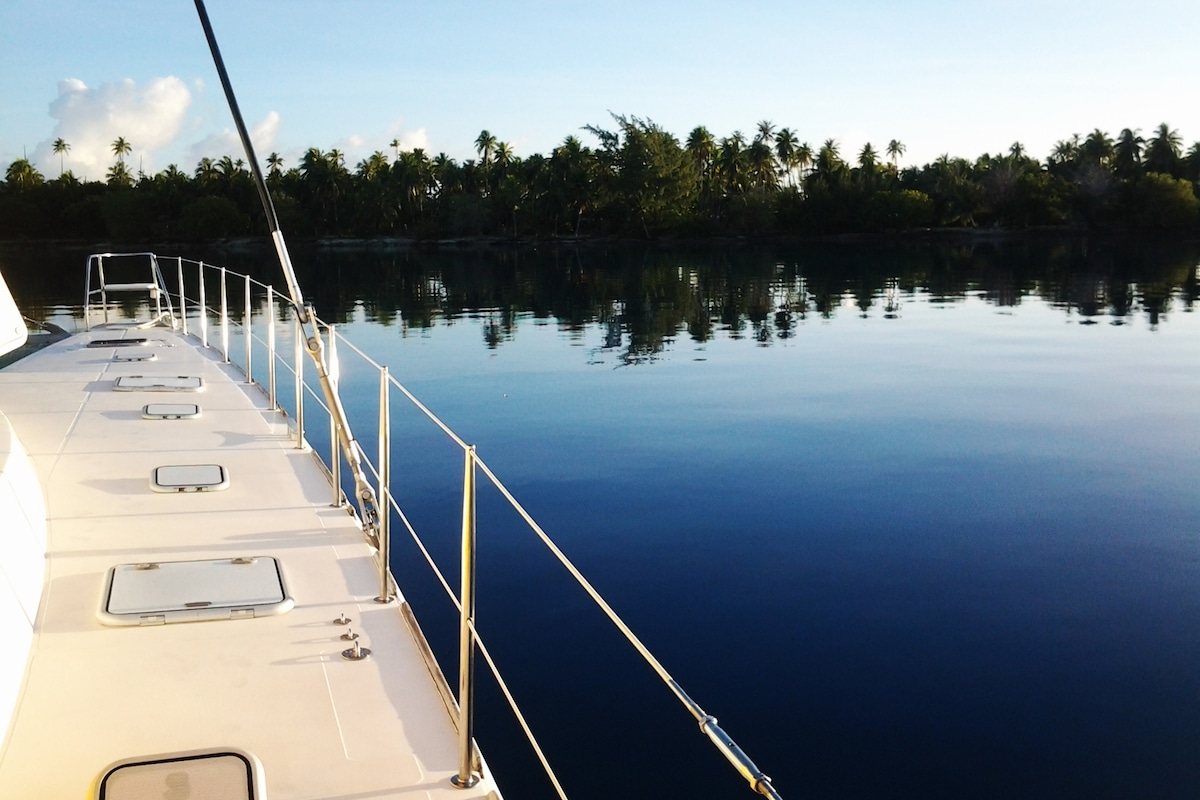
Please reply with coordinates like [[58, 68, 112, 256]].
[[0, 326, 498, 799]]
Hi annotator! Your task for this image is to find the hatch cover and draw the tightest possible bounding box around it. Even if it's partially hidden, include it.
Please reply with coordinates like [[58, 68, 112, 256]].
[[96, 748, 265, 799], [152, 464, 228, 492], [99, 557, 292, 625], [114, 375, 203, 392]]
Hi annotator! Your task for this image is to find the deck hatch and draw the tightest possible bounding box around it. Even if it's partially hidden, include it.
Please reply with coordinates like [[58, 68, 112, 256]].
[[114, 375, 203, 392], [99, 557, 292, 625], [96, 749, 264, 799], [114, 352, 156, 362], [152, 464, 228, 492], [143, 403, 201, 420], [88, 337, 147, 348]]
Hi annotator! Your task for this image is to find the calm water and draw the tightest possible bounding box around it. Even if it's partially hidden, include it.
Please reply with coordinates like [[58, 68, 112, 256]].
[[4, 239, 1199, 799]]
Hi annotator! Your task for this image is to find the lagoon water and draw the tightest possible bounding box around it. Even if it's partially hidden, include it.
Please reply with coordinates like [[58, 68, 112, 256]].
[[4, 239, 1199, 799]]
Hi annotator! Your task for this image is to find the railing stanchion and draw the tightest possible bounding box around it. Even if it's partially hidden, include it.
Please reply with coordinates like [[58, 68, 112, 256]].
[[452, 445, 480, 790], [177, 257, 187, 336], [244, 274, 252, 383], [198, 262, 208, 348], [293, 316, 304, 449], [375, 366, 394, 603], [220, 267, 230, 363], [267, 288, 277, 409], [329, 324, 342, 507], [99, 255, 109, 324]]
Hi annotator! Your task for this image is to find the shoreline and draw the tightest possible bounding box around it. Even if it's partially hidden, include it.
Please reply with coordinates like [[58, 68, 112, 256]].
[[1, 226, 1193, 254]]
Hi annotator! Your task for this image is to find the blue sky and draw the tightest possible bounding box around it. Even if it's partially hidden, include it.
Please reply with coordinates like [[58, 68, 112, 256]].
[[3, 0, 1199, 181]]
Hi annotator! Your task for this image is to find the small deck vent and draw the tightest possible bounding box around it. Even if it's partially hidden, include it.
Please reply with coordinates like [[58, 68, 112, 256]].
[[142, 403, 201, 420], [151, 464, 228, 492]]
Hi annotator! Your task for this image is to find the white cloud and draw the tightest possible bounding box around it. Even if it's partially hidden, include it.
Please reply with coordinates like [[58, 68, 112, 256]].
[[34, 77, 191, 180], [398, 129, 429, 152], [184, 110, 281, 169], [383, 119, 430, 154]]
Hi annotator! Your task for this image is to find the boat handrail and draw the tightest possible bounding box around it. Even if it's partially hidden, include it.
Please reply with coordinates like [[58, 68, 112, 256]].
[[99, 252, 781, 799], [83, 252, 176, 330]]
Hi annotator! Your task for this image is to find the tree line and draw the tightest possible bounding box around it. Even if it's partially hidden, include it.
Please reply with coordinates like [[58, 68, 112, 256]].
[[3, 119, 1199, 241]]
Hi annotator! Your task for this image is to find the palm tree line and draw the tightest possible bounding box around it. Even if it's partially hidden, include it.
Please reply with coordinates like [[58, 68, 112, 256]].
[[3, 119, 1199, 241]]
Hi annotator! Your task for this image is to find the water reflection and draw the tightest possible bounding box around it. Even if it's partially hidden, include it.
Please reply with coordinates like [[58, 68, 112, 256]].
[[295, 239, 1198, 356], [2, 238, 1197, 355]]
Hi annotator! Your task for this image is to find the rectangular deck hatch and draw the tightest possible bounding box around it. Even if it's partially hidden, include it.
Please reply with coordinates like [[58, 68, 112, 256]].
[[114, 352, 156, 362], [99, 557, 292, 626], [96, 749, 265, 799], [143, 403, 201, 420], [88, 337, 148, 348], [114, 375, 203, 392], [152, 464, 228, 492]]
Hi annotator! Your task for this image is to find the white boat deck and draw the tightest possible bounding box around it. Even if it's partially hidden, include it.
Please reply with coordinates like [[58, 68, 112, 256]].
[[0, 324, 500, 799]]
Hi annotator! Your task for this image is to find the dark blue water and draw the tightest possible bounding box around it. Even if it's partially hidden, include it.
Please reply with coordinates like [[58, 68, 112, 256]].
[[5, 239, 1199, 799]]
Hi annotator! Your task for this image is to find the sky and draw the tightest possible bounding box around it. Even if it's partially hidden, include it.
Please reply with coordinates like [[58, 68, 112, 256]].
[[3, 0, 1200, 182]]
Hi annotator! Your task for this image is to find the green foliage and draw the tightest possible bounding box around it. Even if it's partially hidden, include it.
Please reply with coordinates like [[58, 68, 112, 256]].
[[863, 190, 934, 231], [586, 114, 697, 236], [181, 196, 250, 239], [1122, 174, 1200, 229], [3, 118, 1199, 241], [100, 191, 156, 240]]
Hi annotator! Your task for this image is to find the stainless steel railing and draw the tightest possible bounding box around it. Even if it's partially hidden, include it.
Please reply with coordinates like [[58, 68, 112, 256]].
[[127, 253, 780, 800]]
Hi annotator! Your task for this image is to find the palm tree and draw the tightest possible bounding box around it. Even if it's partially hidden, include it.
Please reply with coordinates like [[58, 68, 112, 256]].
[[755, 120, 776, 146], [1185, 141, 1200, 182], [1080, 129, 1114, 169], [157, 164, 188, 185], [474, 130, 496, 168], [106, 160, 133, 188], [1047, 137, 1080, 177], [300, 148, 348, 233], [686, 126, 716, 173], [1144, 122, 1182, 176], [431, 152, 455, 196], [111, 136, 132, 164], [493, 141, 514, 174], [216, 155, 237, 179], [747, 139, 778, 191], [1008, 142, 1025, 159], [1114, 128, 1144, 178], [194, 157, 218, 188], [886, 139, 905, 169], [858, 143, 879, 169], [356, 151, 388, 179], [474, 130, 498, 195], [774, 128, 798, 186], [5, 159, 44, 189], [266, 152, 284, 183], [813, 139, 844, 183], [795, 142, 814, 184], [52, 138, 70, 177], [857, 143, 881, 188], [716, 133, 748, 196]]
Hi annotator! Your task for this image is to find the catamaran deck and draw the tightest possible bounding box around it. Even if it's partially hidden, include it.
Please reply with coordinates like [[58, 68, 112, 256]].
[[0, 323, 499, 799]]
